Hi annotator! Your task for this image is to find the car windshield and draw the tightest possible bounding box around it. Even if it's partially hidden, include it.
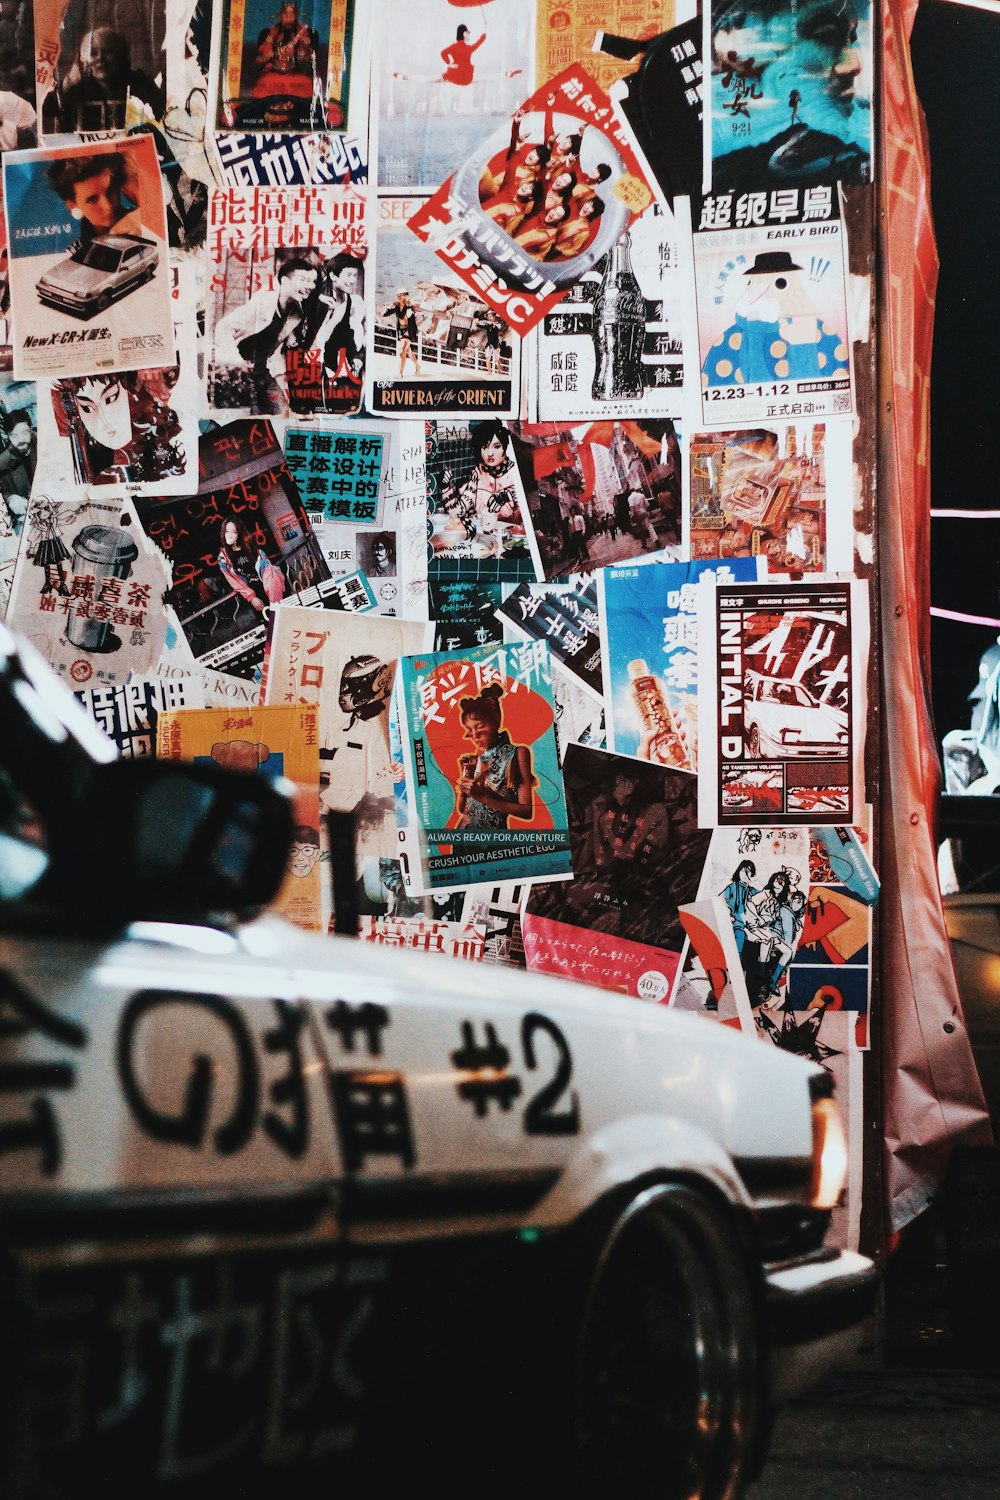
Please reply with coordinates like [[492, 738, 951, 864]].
[[77, 242, 123, 273], [767, 681, 811, 707]]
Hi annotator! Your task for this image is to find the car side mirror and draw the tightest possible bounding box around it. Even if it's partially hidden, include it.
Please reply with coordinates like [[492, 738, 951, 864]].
[[81, 758, 297, 926]]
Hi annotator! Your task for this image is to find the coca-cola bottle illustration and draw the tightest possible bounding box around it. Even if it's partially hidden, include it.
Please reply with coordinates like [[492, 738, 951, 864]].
[[627, 658, 687, 767], [591, 231, 646, 402]]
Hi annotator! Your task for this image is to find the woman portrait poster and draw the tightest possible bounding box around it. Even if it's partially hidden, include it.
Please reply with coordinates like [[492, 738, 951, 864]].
[[396, 640, 570, 890]]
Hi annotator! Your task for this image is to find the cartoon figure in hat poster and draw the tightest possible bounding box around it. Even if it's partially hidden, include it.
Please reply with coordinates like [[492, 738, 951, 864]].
[[701, 248, 849, 387]]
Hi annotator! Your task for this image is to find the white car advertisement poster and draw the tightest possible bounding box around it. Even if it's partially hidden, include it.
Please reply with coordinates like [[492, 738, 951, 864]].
[[3, 133, 174, 380]]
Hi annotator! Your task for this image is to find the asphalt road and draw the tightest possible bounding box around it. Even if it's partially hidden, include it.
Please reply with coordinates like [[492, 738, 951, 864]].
[[747, 1369, 1000, 1499]]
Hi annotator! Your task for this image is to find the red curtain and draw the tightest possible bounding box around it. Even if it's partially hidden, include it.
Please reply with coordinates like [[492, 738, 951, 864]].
[[879, 0, 992, 1233]]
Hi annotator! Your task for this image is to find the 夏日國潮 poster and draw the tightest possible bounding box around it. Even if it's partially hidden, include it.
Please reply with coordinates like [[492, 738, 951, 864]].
[[214, 0, 355, 133], [688, 418, 854, 574], [598, 556, 765, 773], [3, 134, 174, 380], [376, 0, 534, 193], [368, 193, 520, 418], [510, 418, 683, 581], [206, 183, 366, 418], [531, 201, 684, 422], [521, 742, 710, 999], [707, 0, 872, 191], [406, 63, 654, 339], [690, 183, 854, 427], [395, 638, 570, 893], [697, 576, 869, 827]]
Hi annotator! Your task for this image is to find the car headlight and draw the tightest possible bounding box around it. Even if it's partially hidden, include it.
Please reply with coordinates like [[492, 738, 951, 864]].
[[809, 1090, 848, 1209]]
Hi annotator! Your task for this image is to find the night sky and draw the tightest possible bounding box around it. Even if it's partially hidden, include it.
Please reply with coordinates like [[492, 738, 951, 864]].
[[910, 1, 1000, 746]]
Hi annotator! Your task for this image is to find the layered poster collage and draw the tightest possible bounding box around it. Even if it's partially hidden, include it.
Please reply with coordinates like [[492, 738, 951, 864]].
[[0, 0, 876, 1240]]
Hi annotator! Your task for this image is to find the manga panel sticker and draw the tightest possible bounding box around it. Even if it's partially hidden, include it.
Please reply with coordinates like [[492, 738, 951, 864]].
[[549, 660, 606, 763], [598, 556, 765, 773], [35, 0, 166, 138], [706, 0, 872, 191], [521, 742, 710, 998], [510, 418, 682, 581], [691, 183, 854, 426], [206, 183, 366, 419], [138, 418, 331, 681], [157, 701, 323, 932], [395, 638, 570, 893], [264, 603, 429, 932], [369, 193, 520, 418], [375, 0, 534, 193], [3, 134, 174, 380], [688, 417, 853, 573], [697, 576, 869, 827], [214, 0, 356, 133], [5, 492, 177, 688], [406, 63, 655, 339], [531, 201, 684, 422], [697, 822, 810, 1011]]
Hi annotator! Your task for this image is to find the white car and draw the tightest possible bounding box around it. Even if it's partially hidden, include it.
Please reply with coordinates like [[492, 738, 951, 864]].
[[744, 669, 849, 759], [0, 625, 876, 1500]]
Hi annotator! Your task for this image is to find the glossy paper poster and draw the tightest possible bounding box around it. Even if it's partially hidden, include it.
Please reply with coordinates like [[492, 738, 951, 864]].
[[368, 193, 520, 418], [688, 418, 853, 573], [598, 556, 765, 772], [3, 134, 174, 380], [603, 16, 703, 210], [510, 419, 683, 581], [138, 419, 331, 682], [673, 896, 755, 1032], [206, 183, 367, 418], [157, 702, 323, 932], [522, 742, 710, 999], [691, 184, 854, 428], [35, 0, 166, 138], [707, 0, 873, 190], [406, 63, 655, 339], [396, 639, 570, 891], [697, 577, 869, 827], [215, 0, 355, 133], [4, 492, 177, 688], [531, 201, 685, 422], [425, 418, 541, 590], [376, 0, 534, 193], [264, 604, 428, 926], [498, 576, 603, 701]]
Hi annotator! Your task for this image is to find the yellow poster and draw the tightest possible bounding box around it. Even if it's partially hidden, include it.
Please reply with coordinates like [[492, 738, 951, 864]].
[[535, 0, 674, 94], [157, 703, 322, 933]]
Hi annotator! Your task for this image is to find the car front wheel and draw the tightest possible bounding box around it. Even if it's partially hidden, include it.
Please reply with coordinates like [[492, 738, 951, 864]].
[[574, 1183, 760, 1500], [747, 725, 762, 758]]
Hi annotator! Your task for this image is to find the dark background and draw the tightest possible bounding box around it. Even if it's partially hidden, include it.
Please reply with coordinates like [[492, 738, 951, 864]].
[[910, 0, 1000, 748]]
